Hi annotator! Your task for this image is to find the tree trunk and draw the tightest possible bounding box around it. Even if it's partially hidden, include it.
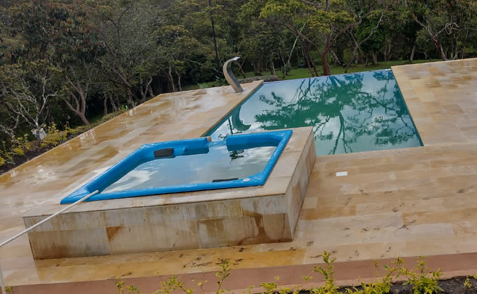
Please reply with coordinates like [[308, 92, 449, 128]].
[[305, 54, 314, 77], [168, 62, 176, 92], [372, 52, 378, 65], [270, 61, 275, 75], [357, 51, 364, 64], [175, 68, 182, 92], [254, 60, 263, 76], [62, 95, 90, 126], [344, 48, 358, 73], [103, 97, 108, 116], [238, 61, 247, 78], [300, 40, 315, 77], [331, 50, 341, 66], [321, 53, 331, 76], [109, 95, 118, 112], [386, 40, 392, 61], [78, 113, 90, 126], [409, 44, 416, 63], [148, 84, 155, 98], [431, 36, 447, 61]]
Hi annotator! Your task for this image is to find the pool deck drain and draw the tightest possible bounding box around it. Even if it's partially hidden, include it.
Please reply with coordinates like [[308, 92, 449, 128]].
[[2, 59, 477, 293]]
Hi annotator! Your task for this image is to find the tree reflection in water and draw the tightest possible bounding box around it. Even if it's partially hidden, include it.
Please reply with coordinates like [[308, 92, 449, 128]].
[[208, 70, 421, 156]]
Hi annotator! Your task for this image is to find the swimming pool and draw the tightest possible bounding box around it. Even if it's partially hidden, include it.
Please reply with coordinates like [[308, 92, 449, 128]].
[[61, 130, 292, 204], [207, 70, 422, 156]]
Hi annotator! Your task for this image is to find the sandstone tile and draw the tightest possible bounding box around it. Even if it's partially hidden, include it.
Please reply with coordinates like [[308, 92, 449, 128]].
[[240, 195, 287, 215], [299, 206, 357, 220], [356, 198, 444, 215], [401, 211, 453, 226], [197, 217, 260, 248], [304, 241, 408, 263], [108, 221, 199, 254], [302, 197, 318, 210], [452, 221, 477, 238], [27, 227, 110, 259]]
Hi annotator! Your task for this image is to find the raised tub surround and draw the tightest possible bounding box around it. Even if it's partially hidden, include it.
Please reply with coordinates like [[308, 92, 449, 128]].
[[23, 127, 316, 259]]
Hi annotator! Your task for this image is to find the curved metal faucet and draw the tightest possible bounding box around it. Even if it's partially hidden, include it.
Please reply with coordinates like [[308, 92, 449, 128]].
[[223, 57, 244, 93]]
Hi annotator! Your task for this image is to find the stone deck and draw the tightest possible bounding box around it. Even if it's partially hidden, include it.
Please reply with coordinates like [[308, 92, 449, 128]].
[[2, 59, 477, 293]]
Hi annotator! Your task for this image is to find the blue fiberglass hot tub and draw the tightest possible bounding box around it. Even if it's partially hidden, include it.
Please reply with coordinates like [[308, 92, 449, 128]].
[[60, 130, 292, 204]]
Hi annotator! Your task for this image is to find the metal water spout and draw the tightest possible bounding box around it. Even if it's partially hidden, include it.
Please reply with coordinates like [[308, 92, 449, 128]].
[[223, 57, 244, 93]]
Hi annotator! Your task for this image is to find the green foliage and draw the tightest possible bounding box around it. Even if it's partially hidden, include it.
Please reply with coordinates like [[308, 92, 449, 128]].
[[0, 134, 31, 166], [310, 251, 339, 294], [261, 276, 279, 294], [400, 257, 443, 294], [11, 134, 29, 156], [0, 141, 14, 166], [1, 0, 477, 173], [113, 252, 454, 294], [216, 259, 232, 294], [464, 277, 472, 289], [40, 123, 67, 148], [347, 258, 404, 294], [116, 280, 144, 294]]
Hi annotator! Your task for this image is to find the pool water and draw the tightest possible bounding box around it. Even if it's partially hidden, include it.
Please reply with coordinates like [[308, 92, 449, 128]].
[[208, 70, 422, 156], [102, 145, 276, 193]]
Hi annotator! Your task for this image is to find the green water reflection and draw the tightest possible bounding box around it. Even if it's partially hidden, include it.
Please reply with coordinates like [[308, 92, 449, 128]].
[[208, 70, 422, 156]]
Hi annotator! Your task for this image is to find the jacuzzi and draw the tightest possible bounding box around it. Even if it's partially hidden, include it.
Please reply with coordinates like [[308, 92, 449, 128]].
[[24, 128, 315, 259], [61, 130, 293, 204]]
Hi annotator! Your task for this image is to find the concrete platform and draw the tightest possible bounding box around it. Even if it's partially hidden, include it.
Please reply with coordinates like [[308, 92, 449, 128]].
[[3, 59, 477, 294]]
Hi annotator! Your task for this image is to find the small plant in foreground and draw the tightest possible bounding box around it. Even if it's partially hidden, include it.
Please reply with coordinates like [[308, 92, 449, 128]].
[[116, 280, 144, 294], [216, 258, 232, 294], [347, 258, 404, 294], [261, 276, 279, 294], [464, 277, 472, 289], [115, 252, 461, 294], [400, 257, 443, 294], [310, 251, 339, 294]]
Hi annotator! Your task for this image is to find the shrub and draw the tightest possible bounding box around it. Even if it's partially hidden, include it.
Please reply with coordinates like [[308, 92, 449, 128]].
[[11, 134, 29, 156], [40, 123, 67, 148], [400, 257, 442, 294], [113, 252, 456, 294]]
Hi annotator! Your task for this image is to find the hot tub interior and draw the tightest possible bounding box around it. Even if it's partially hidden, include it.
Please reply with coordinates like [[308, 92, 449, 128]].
[[61, 130, 292, 204]]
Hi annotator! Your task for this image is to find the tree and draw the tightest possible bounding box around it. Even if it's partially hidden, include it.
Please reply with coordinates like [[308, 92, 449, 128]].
[[404, 0, 477, 61], [156, 25, 206, 92], [0, 61, 60, 141], [9, 1, 105, 125], [95, 0, 163, 106], [242, 0, 383, 76], [344, 10, 384, 72]]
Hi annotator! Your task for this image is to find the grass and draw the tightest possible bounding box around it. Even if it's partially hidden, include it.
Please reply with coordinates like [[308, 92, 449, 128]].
[[183, 59, 440, 90]]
